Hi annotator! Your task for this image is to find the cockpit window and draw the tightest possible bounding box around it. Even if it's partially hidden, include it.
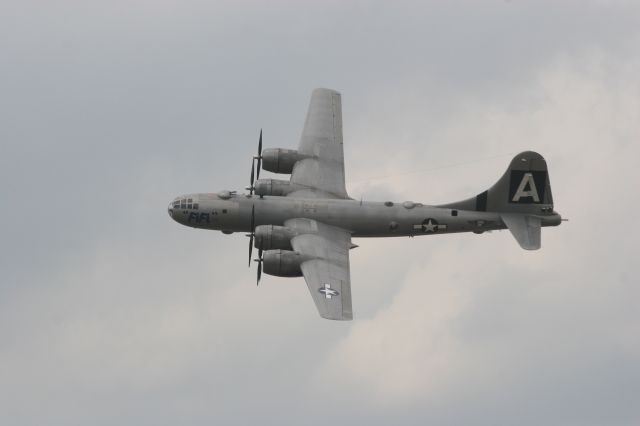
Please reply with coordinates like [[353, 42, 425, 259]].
[[174, 197, 200, 209]]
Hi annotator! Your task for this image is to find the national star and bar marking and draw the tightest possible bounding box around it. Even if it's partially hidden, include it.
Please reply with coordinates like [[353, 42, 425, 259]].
[[413, 218, 447, 233], [319, 283, 339, 299]]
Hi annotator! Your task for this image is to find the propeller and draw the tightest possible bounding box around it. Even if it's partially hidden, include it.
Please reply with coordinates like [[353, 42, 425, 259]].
[[246, 130, 264, 280], [247, 205, 255, 267], [246, 129, 263, 195], [254, 249, 263, 285]]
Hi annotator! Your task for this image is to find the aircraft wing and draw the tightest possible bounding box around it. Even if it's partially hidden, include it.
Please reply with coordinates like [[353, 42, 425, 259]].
[[289, 88, 350, 199], [285, 218, 353, 320]]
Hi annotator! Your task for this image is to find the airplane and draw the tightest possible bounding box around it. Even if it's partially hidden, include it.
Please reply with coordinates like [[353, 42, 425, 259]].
[[168, 88, 562, 320]]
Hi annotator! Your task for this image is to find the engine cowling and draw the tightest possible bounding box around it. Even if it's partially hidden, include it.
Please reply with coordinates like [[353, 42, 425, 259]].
[[262, 250, 304, 277], [254, 179, 304, 196], [254, 225, 296, 250], [261, 148, 306, 174]]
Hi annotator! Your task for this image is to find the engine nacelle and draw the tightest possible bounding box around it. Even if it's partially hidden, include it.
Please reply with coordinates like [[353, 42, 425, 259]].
[[261, 148, 306, 174], [262, 250, 304, 277], [254, 179, 304, 196], [254, 225, 297, 250]]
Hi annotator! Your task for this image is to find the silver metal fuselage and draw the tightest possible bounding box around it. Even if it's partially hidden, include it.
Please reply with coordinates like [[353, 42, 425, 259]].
[[168, 193, 561, 237]]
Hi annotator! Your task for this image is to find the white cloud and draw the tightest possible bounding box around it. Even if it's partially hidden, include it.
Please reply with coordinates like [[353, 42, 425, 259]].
[[312, 49, 640, 423]]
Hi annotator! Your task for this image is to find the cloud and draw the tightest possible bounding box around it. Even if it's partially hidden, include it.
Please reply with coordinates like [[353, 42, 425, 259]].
[[311, 49, 640, 425], [1, 1, 639, 425]]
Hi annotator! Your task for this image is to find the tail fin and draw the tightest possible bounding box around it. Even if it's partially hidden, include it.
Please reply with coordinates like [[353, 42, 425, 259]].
[[441, 151, 560, 250]]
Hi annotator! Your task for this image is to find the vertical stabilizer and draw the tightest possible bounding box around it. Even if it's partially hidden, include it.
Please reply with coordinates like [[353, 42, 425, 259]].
[[480, 151, 554, 214], [441, 151, 554, 214], [440, 151, 560, 250]]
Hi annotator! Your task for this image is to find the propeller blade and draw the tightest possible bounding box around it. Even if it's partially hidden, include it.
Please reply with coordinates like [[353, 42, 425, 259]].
[[257, 261, 261, 285], [248, 205, 255, 267], [257, 248, 263, 285], [256, 129, 262, 180], [249, 161, 255, 195], [256, 158, 261, 181]]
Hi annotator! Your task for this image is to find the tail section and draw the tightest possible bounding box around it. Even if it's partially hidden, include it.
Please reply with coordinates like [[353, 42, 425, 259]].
[[441, 151, 561, 250]]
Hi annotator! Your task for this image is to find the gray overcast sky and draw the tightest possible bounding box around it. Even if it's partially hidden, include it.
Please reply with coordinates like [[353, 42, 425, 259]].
[[1, 1, 639, 425]]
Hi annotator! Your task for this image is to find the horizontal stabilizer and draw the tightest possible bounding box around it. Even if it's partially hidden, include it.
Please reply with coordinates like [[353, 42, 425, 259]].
[[501, 214, 541, 250]]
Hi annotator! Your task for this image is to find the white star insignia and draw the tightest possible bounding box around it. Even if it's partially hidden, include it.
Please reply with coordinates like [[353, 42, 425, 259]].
[[423, 219, 437, 232], [319, 284, 339, 299]]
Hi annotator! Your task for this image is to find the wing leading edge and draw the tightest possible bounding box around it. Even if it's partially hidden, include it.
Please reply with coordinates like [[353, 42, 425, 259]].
[[285, 218, 353, 320]]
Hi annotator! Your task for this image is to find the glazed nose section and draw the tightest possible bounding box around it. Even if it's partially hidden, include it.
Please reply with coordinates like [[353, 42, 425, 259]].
[[168, 200, 176, 220]]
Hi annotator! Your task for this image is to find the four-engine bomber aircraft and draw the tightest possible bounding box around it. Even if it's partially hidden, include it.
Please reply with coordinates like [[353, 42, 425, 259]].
[[169, 88, 562, 320]]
